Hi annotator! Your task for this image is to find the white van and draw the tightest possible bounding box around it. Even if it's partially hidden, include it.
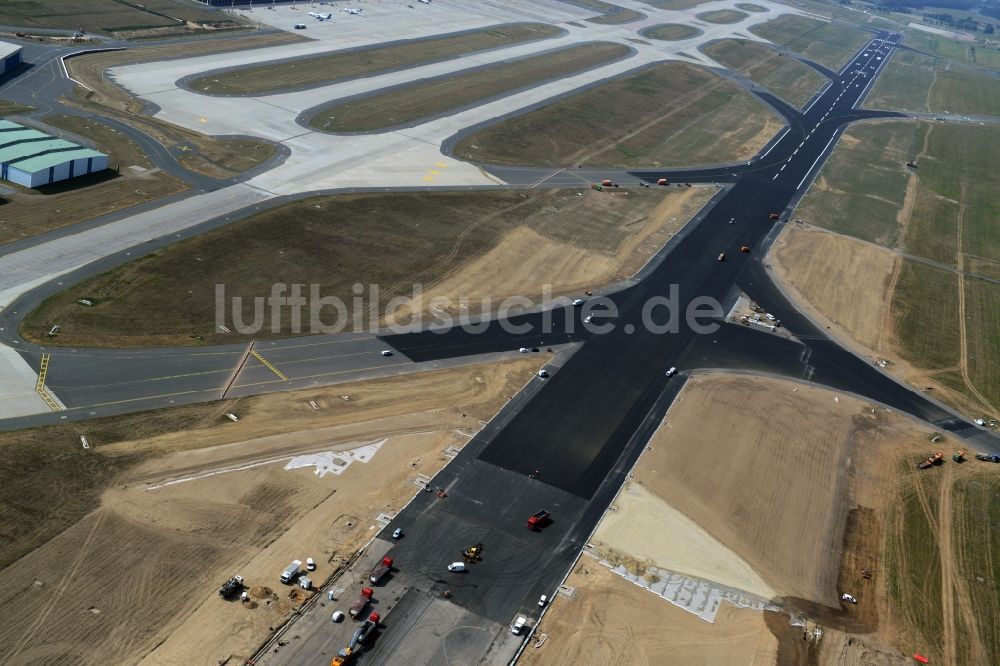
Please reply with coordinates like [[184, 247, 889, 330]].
[[447, 562, 466, 572]]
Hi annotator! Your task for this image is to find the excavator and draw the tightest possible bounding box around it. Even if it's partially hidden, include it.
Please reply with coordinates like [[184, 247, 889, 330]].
[[917, 451, 944, 469]]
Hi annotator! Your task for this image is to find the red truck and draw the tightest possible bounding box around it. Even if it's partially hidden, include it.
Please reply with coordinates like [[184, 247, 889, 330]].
[[349, 587, 374, 619], [527, 510, 551, 531], [369, 556, 393, 584], [768, 213, 780, 220]]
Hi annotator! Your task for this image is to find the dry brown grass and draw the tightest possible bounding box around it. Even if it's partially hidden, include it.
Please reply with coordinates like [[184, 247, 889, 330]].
[[453, 62, 782, 168]]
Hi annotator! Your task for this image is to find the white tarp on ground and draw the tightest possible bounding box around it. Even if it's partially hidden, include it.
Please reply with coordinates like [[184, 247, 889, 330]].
[[284, 438, 385, 477]]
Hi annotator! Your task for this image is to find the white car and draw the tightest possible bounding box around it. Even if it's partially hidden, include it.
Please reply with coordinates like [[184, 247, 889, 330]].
[[584, 315, 592, 324], [332, 611, 345, 622], [392, 528, 403, 539], [381, 350, 393, 356], [572, 298, 585, 306], [665, 367, 677, 377], [538, 594, 548, 607], [519, 347, 530, 353], [306, 557, 316, 571], [841, 593, 858, 604], [537, 369, 549, 379]]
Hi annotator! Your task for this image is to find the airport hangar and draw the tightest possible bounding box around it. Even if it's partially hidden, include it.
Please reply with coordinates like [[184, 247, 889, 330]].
[[0, 121, 108, 188], [0, 40, 22, 76]]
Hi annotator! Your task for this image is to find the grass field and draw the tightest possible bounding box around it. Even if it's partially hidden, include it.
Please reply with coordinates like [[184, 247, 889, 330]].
[[697, 9, 749, 23], [0, 114, 187, 245], [797, 119, 999, 414], [67, 43, 291, 179], [0, 0, 243, 36], [891, 260, 961, 371], [308, 42, 629, 132], [703, 39, 827, 108], [22, 187, 695, 346], [885, 467, 945, 657], [796, 122, 921, 246], [0, 100, 33, 116], [902, 29, 1000, 71], [750, 14, 870, 70], [567, 0, 645, 24], [642, 23, 702, 41], [188, 23, 561, 96], [867, 50, 1000, 114], [453, 62, 782, 168], [641, 0, 714, 9], [953, 475, 1000, 659]]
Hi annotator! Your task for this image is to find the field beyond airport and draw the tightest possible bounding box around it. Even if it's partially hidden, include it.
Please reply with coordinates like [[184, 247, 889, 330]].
[[453, 62, 783, 167], [750, 14, 870, 70], [22, 187, 712, 347]]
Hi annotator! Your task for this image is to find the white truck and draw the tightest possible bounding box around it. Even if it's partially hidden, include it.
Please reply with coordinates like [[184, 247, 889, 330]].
[[280, 560, 302, 584]]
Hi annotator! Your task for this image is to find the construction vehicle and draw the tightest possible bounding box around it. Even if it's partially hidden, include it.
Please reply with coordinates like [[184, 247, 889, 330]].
[[601, 179, 613, 187], [280, 560, 302, 584], [348, 587, 374, 619], [591, 183, 603, 191], [917, 451, 944, 469], [369, 556, 393, 584], [463, 543, 484, 562], [717, 252, 726, 262], [953, 450, 965, 462], [768, 212, 780, 220], [656, 178, 668, 186], [527, 510, 551, 530], [975, 453, 1000, 463], [740, 245, 751, 253], [331, 612, 381, 665], [218, 575, 244, 598]]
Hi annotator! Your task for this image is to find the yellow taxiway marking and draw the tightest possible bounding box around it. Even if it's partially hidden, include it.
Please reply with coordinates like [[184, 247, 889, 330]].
[[251, 350, 289, 381], [35, 353, 63, 412]]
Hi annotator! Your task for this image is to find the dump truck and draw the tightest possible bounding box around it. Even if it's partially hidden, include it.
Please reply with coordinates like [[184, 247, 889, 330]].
[[975, 453, 1000, 463], [527, 510, 551, 530], [656, 178, 668, 186], [349, 587, 374, 619], [219, 575, 244, 598], [331, 612, 381, 665], [917, 451, 944, 469], [601, 179, 613, 187], [369, 556, 393, 584], [768, 213, 780, 220]]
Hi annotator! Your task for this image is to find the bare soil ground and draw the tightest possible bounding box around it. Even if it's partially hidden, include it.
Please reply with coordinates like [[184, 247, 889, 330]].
[[544, 372, 989, 664], [309, 42, 630, 132], [190, 23, 561, 96], [25, 187, 709, 347], [703, 38, 827, 108], [65, 40, 292, 179], [520, 558, 781, 666], [771, 225, 898, 353], [0, 114, 187, 245], [453, 62, 783, 168], [0, 359, 537, 665]]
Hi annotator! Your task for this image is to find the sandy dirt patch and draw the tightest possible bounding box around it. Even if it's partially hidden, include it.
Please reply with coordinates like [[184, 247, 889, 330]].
[[771, 224, 898, 353], [593, 482, 775, 598], [0, 360, 536, 666], [520, 557, 781, 666]]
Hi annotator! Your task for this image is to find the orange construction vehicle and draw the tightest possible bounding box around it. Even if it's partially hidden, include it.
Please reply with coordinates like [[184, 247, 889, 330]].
[[917, 451, 944, 469]]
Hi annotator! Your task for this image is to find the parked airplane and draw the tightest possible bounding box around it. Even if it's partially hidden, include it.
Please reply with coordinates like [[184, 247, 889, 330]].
[[342, 7, 363, 14], [308, 11, 332, 20]]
